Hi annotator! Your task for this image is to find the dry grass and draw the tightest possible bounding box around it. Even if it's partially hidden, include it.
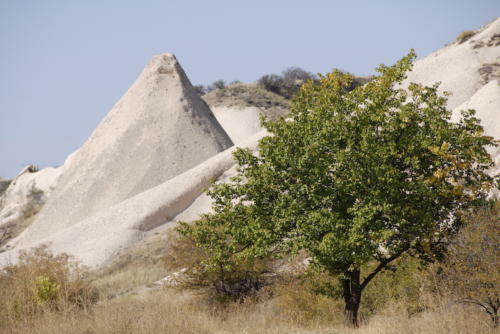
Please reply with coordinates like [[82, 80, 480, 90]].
[[2, 285, 497, 334], [350, 302, 495, 334], [90, 227, 178, 299], [0, 245, 97, 329], [1, 248, 497, 334], [1, 208, 498, 333]]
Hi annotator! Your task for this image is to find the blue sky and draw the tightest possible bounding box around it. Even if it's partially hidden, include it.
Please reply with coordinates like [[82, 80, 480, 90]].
[[1, 0, 499, 178]]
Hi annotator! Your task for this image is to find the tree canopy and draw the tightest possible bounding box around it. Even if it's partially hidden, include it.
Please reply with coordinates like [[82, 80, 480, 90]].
[[179, 50, 498, 326]]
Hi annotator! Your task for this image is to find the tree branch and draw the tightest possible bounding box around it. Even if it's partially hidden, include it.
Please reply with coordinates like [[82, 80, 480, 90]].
[[459, 299, 494, 315], [361, 248, 407, 290]]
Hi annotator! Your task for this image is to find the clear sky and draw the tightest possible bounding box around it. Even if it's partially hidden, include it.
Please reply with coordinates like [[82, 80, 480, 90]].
[[1, 0, 499, 179]]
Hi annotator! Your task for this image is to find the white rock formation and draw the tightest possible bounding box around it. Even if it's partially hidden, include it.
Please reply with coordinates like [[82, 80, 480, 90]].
[[0, 131, 265, 268], [453, 80, 500, 174], [405, 18, 500, 110], [0, 149, 79, 229], [211, 106, 264, 143], [406, 17, 500, 175], [9, 54, 232, 248], [0, 165, 62, 228]]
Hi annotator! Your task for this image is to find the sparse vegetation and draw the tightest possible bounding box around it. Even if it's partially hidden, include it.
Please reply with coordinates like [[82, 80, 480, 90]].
[[0, 200, 498, 333], [0, 245, 97, 327], [0, 178, 11, 197], [257, 67, 371, 99], [194, 79, 228, 96], [257, 66, 316, 99], [203, 82, 290, 119], [487, 33, 500, 47], [456, 30, 476, 44], [478, 62, 500, 84], [437, 202, 499, 327]]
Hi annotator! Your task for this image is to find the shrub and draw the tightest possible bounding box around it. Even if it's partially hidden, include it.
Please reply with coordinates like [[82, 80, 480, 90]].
[[258, 67, 316, 99], [257, 67, 315, 99], [174, 222, 272, 304], [282, 67, 316, 84], [258, 67, 370, 99], [456, 30, 476, 44], [437, 201, 499, 328], [193, 80, 228, 96], [209, 79, 226, 92], [0, 245, 97, 324], [258, 74, 285, 96]]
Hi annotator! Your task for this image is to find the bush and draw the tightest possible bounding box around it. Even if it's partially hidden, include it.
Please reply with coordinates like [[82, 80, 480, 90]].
[[436, 201, 499, 328], [0, 245, 97, 324], [456, 30, 476, 44], [211, 79, 226, 90], [193, 80, 227, 96], [258, 67, 370, 99], [258, 67, 316, 99], [173, 223, 272, 304], [258, 74, 285, 96], [193, 84, 207, 96]]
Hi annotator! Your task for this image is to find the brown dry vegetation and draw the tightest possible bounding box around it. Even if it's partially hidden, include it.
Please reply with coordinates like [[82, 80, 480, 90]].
[[1, 284, 496, 334], [0, 203, 498, 333], [456, 30, 477, 44]]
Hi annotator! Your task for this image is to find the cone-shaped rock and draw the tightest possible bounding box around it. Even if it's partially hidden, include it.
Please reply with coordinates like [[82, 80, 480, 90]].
[[13, 53, 233, 246]]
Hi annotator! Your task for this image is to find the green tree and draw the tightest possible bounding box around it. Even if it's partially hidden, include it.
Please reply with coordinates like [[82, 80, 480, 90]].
[[179, 50, 498, 327]]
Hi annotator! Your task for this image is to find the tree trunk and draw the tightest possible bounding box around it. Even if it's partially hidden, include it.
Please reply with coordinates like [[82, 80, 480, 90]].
[[342, 269, 362, 327]]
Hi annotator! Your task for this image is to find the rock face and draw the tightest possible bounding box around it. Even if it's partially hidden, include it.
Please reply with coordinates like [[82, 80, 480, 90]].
[[405, 18, 500, 110], [203, 83, 290, 143], [9, 53, 233, 248], [0, 165, 63, 229], [211, 106, 265, 143], [405, 17, 500, 177], [0, 178, 11, 196], [0, 131, 265, 268], [453, 80, 500, 175]]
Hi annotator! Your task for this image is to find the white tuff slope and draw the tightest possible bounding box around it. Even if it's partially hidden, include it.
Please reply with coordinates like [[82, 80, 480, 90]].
[[0, 131, 265, 268], [453, 80, 500, 175], [211, 106, 264, 143], [9, 53, 233, 248], [0, 149, 79, 229], [405, 17, 500, 177], [0, 166, 62, 228], [405, 18, 500, 110]]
